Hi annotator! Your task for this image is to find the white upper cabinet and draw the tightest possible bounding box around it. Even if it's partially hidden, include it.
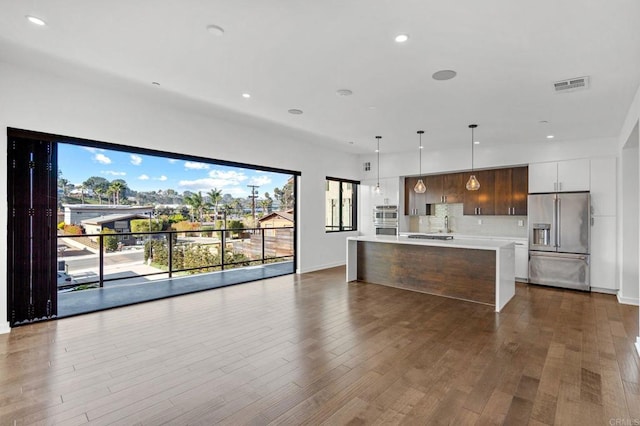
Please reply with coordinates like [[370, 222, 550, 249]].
[[557, 159, 590, 192], [589, 157, 617, 216], [528, 159, 590, 193], [528, 162, 558, 193], [371, 177, 400, 206]]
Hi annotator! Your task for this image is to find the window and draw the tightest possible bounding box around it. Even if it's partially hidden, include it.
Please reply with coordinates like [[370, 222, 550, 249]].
[[325, 177, 358, 232]]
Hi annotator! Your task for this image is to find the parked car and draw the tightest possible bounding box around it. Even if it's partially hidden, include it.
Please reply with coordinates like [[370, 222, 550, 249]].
[[57, 271, 76, 288]]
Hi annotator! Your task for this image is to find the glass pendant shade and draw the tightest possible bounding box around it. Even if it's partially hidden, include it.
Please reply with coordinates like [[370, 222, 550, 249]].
[[374, 183, 381, 194], [466, 124, 480, 191], [466, 174, 480, 191], [414, 130, 426, 193]]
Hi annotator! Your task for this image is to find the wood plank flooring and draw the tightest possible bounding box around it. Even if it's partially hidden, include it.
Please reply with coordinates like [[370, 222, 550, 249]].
[[0, 266, 638, 425]]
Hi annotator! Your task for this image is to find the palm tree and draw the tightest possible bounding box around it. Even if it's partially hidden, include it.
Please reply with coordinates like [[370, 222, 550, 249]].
[[231, 199, 243, 217], [58, 178, 69, 196], [77, 184, 86, 204], [207, 188, 223, 220], [94, 187, 104, 204], [109, 181, 125, 205], [184, 191, 205, 222], [260, 199, 272, 217]]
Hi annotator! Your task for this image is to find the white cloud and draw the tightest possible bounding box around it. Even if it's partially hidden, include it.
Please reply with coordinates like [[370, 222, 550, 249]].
[[208, 170, 248, 183], [130, 154, 142, 166], [168, 159, 178, 164], [249, 175, 272, 186], [184, 161, 210, 170], [138, 174, 150, 180], [102, 170, 126, 176], [179, 170, 249, 191], [94, 153, 112, 164], [156, 175, 168, 181], [83, 147, 103, 153]]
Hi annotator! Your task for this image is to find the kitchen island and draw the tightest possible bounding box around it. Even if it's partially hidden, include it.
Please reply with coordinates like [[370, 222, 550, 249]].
[[346, 235, 515, 312]]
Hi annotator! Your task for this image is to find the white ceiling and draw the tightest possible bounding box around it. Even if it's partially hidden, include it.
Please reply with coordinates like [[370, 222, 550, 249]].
[[1, 0, 639, 154]]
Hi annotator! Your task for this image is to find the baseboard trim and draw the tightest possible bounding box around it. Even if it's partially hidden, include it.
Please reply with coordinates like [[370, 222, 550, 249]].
[[0, 322, 11, 335], [617, 293, 640, 306], [299, 261, 345, 274], [591, 287, 618, 295]]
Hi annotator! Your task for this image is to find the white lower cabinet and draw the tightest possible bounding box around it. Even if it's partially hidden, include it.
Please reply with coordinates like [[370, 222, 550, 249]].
[[590, 215, 617, 291], [515, 244, 528, 281]]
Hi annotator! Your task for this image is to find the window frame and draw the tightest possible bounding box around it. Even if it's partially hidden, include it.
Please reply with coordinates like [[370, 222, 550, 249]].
[[325, 176, 359, 233]]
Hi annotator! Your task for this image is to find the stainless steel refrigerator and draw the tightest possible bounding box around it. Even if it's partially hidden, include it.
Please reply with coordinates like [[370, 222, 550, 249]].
[[528, 192, 591, 291]]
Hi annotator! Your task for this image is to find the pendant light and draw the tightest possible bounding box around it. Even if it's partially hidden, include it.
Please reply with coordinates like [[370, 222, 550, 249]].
[[466, 124, 480, 191], [414, 130, 426, 193], [374, 136, 382, 194]]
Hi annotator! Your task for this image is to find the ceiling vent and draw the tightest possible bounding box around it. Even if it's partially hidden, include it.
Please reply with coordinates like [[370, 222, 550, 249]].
[[553, 76, 590, 93]]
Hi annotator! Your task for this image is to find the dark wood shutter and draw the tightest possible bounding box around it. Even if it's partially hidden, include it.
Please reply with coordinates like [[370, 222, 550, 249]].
[[7, 136, 58, 326]]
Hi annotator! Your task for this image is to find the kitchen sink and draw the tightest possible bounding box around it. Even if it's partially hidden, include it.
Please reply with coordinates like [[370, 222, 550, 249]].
[[407, 234, 454, 240]]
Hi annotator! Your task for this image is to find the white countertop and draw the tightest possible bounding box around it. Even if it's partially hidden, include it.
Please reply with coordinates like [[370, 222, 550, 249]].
[[348, 234, 515, 251]]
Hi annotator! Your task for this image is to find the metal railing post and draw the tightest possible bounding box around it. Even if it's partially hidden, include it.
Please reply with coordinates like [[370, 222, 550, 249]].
[[261, 228, 265, 264], [221, 229, 226, 271], [168, 231, 173, 278], [98, 235, 104, 288]]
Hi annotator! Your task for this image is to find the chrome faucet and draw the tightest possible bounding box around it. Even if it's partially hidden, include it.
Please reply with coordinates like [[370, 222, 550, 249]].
[[444, 215, 449, 233]]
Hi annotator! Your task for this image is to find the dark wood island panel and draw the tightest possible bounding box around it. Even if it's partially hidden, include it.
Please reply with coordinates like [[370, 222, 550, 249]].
[[356, 241, 496, 305]]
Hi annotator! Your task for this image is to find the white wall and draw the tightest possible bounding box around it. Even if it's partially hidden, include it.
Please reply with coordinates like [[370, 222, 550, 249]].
[[0, 59, 360, 333], [616, 82, 640, 354], [620, 143, 639, 304]]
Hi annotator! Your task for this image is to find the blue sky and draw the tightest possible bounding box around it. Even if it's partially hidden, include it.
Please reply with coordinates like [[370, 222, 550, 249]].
[[58, 144, 291, 198]]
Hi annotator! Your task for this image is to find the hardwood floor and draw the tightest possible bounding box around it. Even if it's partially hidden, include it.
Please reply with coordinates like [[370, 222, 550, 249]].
[[1, 266, 638, 425]]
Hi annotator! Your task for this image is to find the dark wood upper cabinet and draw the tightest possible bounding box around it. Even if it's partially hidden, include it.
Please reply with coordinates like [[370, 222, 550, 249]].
[[404, 166, 527, 216], [463, 170, 495, 215], [442, 173, 465, 204], [493, 166, 528, 215], [424, 175, 443, 204], [511, 166, 528, 215], [404, 176, 428, 216], [494, 168, 513, 215]]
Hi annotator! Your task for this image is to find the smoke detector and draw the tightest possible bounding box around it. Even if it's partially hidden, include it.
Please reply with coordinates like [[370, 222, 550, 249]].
[[553, 76, 590, 93]]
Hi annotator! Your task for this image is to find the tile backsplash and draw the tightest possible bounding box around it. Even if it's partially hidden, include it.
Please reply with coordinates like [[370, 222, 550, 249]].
[[408, 203, 528, 238]]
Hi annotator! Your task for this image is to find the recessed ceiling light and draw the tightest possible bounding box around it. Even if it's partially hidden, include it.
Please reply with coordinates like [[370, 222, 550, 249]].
[[474, 141, 480, 145], [242, 93, 251, 98], [206, 24, 225, 36], [375, 148, 380, 153], [432, 70, 457, 81], [336, 89, 353, 96], [394, 34, 409, 43], [26, 15, 46, 26], [288, 109, 303, 115], [546, 135, 555, 139]]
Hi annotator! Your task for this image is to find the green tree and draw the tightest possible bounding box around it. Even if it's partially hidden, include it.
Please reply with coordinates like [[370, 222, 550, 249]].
[[231, 199, 244, 216], [207, 188, 223, 220], [274, 178, 294, 210], [83, 176, 110, 203], [109, 180, 126, 205], [101, 229, 118, 252], [130, 219, 162, 233], [184, 191, 205, 222]]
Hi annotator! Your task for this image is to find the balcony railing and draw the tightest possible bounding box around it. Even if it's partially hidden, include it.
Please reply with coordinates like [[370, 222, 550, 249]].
[[57, 226, 294, 289]]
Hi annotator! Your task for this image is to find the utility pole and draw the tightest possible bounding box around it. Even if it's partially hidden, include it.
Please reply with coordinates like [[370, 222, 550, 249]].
[[247, 185, 259, 225]]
